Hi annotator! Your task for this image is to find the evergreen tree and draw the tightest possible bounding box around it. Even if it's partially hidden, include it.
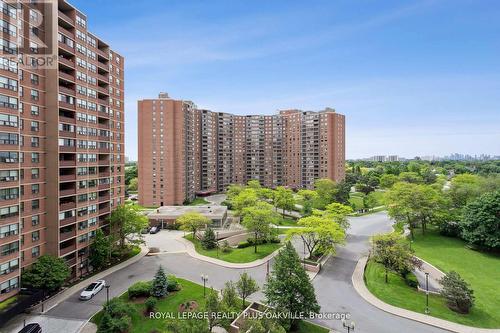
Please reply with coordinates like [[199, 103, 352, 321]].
[[440, 271, 475, 314], [264, 242, 320, 330], [151, 266, 169, 298], [201, 227, 217, 250]]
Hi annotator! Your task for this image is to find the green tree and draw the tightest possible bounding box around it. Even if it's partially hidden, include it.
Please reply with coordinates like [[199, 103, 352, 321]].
[[363, 192, 379, 210], [448, 174, 482, 208], [322, 202, 353, 230], [333, 180, 351, 204], [236, 272, 259, 309], [242, 202, 277, 253], [178, 211, 210, 238], [380, 174, 399, 189], [264, 242, 320, 330], [22, 255, 70, 292], [205, 288, 222, 331], [124, 165, 137, 186], [221, 281, 239, 310], [355, 183, 375, 195], [89, 229, 112, 270], [371, 233, 421, 282], [297, 189, 318, 216], [460, 191, 500, 250], [313, 178, 337, 208], [201, 227, 217, 250], [398, 171, 423, 184], [274, 186, 295, 218], [151, 266, 169, 298], [127, 177, 138, 191], [109, 205, 148, 249], [385, 182, 420, 239], [227, 184, 245, 201], [166, 317, 210, 333], [439, 271, 475, 314], [247, 179, 262, 190], [286, 216, 345, 259], [240, 316, 286, 333], [232, 188, 259, 216]]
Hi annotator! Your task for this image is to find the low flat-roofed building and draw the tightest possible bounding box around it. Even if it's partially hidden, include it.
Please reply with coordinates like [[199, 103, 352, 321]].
[[147, 205, 228, 228]]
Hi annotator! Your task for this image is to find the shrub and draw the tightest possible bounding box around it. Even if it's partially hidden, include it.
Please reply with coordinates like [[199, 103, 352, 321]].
[[202, 227, 217, 250], [145, 297, 157, 313], [405, 274, 419, 289], [237, 241, 251, 248], [98, 312, 131, 333], [439, 220, 461, 237], [167, 274, 180, 292], [221, 240, 231, 253], [104, 297, 135, 318], [128, 281, 152, 299], [440, 271, 475, 314], [151, 266, 169, 298]]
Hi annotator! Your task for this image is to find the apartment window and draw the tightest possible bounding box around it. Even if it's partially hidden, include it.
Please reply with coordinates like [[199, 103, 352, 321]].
[[0, 113, 17, 127], [0, 169, 17, 181], [30, 90, 39, 101], [31, 230, 40, 242], [31, 184, 39, 194], [0, 38, 16, 54], [0, 75, 17, 91], [31, 246, 40, 258], [0, 277, 18, 294], [0, 187, 18, 200], [30, 121, 39, 132], [31, 199, 39, 210], [0, 94, 17, 108], [0, 132, 18, 145], [0, 151, 18, 163], [0, 224, 17, 238], [0, 241, 18, 256], [31, 168, 39, 179], [0, 259, 18, 275], [30, 73, 39, 85], [31, 152, 39, 163], [31, 137, 39, 147], [0, 57, 17, 73], [76, 15, 86, 28], [31, 105, 39, 115], [31, 215, 39, 226]]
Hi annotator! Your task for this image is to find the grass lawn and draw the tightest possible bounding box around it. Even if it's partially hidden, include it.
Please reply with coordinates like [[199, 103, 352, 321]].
[[275, 217, 298, 227], [186, 197, 210, 206], [186, 234, 282, 263], [411, 229, 500, 328], [0, 295, 18, 311], [92, 278, 327, 333], [364, 260, 496, 328]]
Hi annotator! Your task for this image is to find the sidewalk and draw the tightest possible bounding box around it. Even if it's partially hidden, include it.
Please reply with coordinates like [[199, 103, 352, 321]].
[[352, 256, 500, 333], [32, 245, 149, 314]]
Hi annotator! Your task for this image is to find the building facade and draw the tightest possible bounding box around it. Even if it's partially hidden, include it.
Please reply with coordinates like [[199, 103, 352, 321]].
[[138, 94, 345, 207], [0, 0, 125, 302]]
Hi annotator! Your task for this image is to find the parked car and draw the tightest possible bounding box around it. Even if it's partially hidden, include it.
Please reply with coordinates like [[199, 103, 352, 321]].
[[79, 280, 106, 300], [18, 323, 42, 333], [149, 226, 159, 234], [141, 227, 151, 234]]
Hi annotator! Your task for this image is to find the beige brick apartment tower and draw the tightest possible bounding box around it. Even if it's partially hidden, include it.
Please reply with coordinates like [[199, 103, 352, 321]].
[[138, 94, 345, 207], [0, 0, 125, 301]]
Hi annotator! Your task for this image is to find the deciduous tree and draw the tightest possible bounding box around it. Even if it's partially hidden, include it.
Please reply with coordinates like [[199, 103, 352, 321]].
[[236, 272, 259, 309], [178, 211, 210, 238], [22, 255, 70, 292], [109, 205, 148, 249]]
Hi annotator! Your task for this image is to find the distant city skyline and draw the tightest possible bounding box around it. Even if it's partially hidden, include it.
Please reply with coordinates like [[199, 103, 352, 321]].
[[71, 0, 500, 160]]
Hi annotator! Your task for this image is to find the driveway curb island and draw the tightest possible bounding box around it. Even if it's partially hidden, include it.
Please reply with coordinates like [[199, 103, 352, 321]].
[[352, 256, 500, 333]]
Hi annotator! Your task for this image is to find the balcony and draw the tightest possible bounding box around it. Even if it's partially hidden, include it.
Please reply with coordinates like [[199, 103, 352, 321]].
[[60, 216, 76, 226], [98, 171, 110, 178], [59, 130, 76, 138], [98, 160, 109, 166], [59, 85, 75, 96], [96, 48, 109, 59], [97, 86, 109, 95], [58, 41, 75, 54], [59, 100, 75, 111], [98, 123, 110, 129], [59, 159, 76, 167], [98, 195, 110, 203], [64, 257, 77, 267], [98, 184, 109, 190], [60, 229, 76, 241], [97, 73, 108, 83], [98, 147, 110, 153], [58, 10, 74, 25], [58, 25, 74, 39], [60, 201, 76, 211], [60, 188, 76, 197], [59, 71, 75, 82], [60, 243, 76, 256], [59, 145, 76, 152]]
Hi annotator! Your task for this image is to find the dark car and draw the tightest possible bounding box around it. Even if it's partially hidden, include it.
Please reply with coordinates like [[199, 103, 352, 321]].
[[18, 323, 42, 333], [149, 226, 159, 234]]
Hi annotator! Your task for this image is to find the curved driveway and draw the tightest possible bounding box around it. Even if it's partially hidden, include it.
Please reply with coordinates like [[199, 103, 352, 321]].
[[41, 211, 449, 333]]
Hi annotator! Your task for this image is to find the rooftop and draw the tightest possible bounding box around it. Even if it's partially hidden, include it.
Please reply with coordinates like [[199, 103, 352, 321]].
[[147, 205, 227, 219]]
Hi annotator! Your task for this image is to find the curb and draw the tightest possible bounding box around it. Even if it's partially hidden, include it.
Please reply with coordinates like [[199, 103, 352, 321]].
[[33, 245, 149, 314], [178, 236, 282, 269], [352, 256, 500, 333]]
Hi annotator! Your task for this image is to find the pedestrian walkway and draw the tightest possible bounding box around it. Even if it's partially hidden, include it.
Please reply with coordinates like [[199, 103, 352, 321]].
[[414, 257, 445, 294], [352, 256, 500, 333]]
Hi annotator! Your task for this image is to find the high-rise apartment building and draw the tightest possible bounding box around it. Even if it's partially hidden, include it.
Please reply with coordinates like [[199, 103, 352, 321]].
[[138, 94, 345, 207], [0, 0, 125, 302]]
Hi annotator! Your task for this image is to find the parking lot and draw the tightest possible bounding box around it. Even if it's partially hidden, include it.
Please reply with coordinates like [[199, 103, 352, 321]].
[[143, 229, 188, 253]]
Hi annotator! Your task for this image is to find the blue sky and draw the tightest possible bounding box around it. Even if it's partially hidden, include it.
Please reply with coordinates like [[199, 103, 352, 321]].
[[71, 0, 500, 160]]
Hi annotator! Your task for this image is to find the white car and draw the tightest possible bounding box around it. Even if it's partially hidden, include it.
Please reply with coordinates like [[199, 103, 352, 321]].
[[79, 280, 106, 300]]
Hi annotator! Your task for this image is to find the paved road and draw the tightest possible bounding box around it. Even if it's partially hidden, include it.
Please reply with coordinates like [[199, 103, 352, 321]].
[[7, 211, 450, 333]]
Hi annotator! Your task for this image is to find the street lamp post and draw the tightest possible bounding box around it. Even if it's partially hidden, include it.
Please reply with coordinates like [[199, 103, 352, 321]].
[[105, 285, 110, 304], [201, 274, 208, 297], [342, 319, 355, 333], [216, 232, 219, 258], [303, 238, 306, 269], [425, 272, 430, 314]]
